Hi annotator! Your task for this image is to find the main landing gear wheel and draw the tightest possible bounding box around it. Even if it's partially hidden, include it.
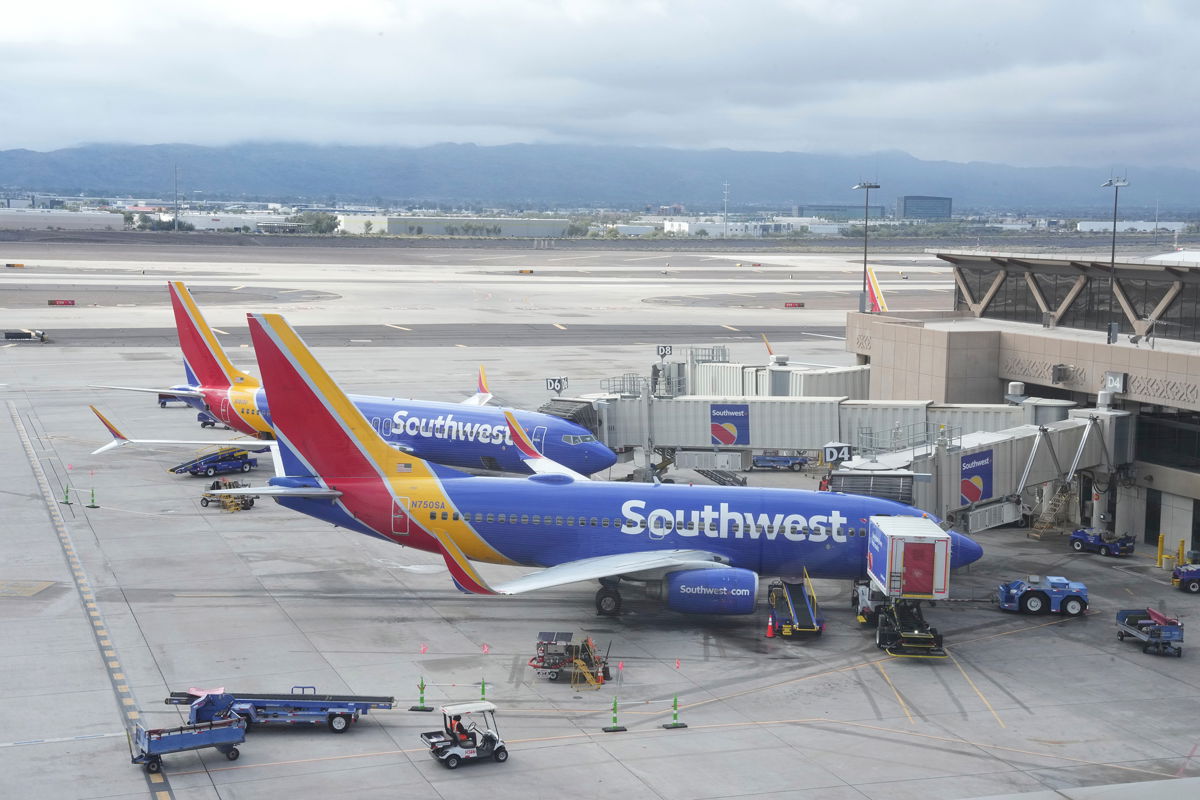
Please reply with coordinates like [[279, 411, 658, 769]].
[[596, 586, 622, 616]]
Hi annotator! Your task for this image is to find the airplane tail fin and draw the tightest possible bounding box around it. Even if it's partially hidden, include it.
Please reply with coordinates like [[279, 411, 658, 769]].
[[169, 281, 258, 390], [865, 267, 889, 313], [460, 365, 493, 406], [246, 313, 436, 484]]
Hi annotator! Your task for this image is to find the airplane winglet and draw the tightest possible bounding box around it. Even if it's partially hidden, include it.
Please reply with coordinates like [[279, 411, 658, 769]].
[[504, 409, 542, 460], [503, 409, 587, 480], [429, 530, 500, 595], [461, 365, 493, 406], [90, 405, 131, 454]]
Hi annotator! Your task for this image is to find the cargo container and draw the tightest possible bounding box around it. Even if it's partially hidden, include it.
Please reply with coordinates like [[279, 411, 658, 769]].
[[866, 516, 951, 600]]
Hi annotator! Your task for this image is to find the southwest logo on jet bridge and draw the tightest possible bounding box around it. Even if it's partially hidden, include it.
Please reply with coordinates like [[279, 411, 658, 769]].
[[391, 410, 514, 446], [620, 499, 849, 543]]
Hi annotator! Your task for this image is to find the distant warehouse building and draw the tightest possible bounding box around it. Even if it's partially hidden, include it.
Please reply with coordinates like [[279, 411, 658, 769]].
[[795, 204, 885, 221], [385, 217, 569, 237], [896, 195, 952, 220]]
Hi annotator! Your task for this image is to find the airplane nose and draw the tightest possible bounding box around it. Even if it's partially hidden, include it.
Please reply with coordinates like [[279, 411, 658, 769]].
[[950, 531, 984, 568], [592, 443, 618, 471]]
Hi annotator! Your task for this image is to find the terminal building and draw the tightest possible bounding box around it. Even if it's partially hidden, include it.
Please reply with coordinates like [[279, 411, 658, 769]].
[[845, 249, 1200, 558], [551, 248, 1200, 562]]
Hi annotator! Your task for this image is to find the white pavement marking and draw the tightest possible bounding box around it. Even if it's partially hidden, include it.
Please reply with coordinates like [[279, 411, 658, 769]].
[[624, 255, 669, 262], [553, 323, 567, 330], [384, 324, 412, 331], [471, 255, 518, 261], [803, 332, 847, 340], [720, 324, 740, 331], [280, 288, 307, 293], [0, 732, 126, 749], [455, 344, 468, 348], [230, 285, 245, 291], [210, 328, 230, 335], [547, 255, 604, 261], [350, 339, 372, 343]]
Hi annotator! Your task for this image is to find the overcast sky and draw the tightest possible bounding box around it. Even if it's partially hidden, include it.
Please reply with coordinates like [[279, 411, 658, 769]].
[[3, 0, 1196, 169]]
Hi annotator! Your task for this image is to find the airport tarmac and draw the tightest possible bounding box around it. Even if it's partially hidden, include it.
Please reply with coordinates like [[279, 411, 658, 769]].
[[2, 244, 1198, 800]]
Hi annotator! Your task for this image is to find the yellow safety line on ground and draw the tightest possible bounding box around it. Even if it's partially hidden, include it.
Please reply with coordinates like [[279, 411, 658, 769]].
[[952, 614, 1086, 647], [8, 401, 172, 800], [874, 661, 916, 724], [946, 650, 1005, 728]]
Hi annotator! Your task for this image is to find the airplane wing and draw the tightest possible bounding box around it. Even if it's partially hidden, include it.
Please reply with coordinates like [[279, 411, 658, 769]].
[[88, 406, 274, 461], [459, 365, 493, 406], [90, 384, 205, 399], [503, 409, 587, 480], [208, 485, 342, 498], [430, 530, 728, 596]]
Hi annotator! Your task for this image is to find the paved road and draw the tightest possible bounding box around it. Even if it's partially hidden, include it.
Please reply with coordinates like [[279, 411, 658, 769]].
[[35, 322, 846, 348]]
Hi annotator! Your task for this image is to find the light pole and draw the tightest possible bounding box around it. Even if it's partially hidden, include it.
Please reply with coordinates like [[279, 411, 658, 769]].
[[1102, 178, 1128, 343], [853, 182, 879, 312]]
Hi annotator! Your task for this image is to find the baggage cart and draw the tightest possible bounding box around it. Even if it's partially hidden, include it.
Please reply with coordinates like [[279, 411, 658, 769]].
[[1116, 608, 1183, 657]]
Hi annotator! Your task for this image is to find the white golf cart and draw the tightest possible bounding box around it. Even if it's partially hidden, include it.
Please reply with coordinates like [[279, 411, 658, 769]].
[[419, 701, 508, 769]]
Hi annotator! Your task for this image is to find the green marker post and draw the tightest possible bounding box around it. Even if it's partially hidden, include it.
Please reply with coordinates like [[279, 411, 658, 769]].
[[602, 696, 626, 733], [409, 677, 433, 712], [662, 695, 687, 729]]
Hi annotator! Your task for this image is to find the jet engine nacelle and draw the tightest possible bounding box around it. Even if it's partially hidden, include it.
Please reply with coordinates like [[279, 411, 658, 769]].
[[664, 568, 759, 615]]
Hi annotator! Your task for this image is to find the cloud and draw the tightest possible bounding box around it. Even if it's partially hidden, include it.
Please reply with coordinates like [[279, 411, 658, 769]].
[[1, 0, 1197, 168]]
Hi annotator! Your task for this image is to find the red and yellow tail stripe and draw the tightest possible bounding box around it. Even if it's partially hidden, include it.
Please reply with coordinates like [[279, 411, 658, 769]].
[[866, 267, 889, 313], [477, 365, 490, 396]]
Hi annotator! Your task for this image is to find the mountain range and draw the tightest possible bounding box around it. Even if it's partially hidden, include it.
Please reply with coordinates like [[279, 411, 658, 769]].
[[0, 142, 1194, 215]]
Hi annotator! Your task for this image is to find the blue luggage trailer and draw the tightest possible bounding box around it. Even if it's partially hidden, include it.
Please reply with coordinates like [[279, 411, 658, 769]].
[[131, 693, 245, 773], [166, 686, 396, 733], [170, 446, 258, 478], [1116, 608, 1184, 657]]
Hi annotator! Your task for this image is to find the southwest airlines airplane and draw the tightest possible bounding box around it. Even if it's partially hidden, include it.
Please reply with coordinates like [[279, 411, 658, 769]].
[[93, 282, 616, 476], [212, 312, 983, 616]]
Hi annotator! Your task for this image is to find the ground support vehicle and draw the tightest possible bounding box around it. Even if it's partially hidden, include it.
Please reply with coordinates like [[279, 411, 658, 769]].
[[874, 599, 945, 658], [527, 632, 611, 688], [852, 579, 888, 626], [131, 693, 244, 773], [1070, 528, 1135, 557], [199, 479, 257, 511], [996, 575, 1088, 616], [166, 686, 395, 732], [197, 410, 228, 428], [1116, 608, 1183, 656], [171, 446, 258, 478], [748, 453, 809, 472], [1172, 564, 1200, 593], [419, 701, 508, 769], [766, 568, 824, 637]]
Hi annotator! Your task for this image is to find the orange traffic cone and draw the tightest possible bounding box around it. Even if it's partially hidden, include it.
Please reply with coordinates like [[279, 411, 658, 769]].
[[765, 614, 775, 638]]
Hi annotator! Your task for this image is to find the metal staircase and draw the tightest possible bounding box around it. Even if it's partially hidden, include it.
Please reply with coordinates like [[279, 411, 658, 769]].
[[1029, 484, 1074, 539]]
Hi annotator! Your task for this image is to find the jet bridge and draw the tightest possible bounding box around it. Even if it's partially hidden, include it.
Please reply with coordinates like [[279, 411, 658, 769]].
[[834, 406, 1133, 534]]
